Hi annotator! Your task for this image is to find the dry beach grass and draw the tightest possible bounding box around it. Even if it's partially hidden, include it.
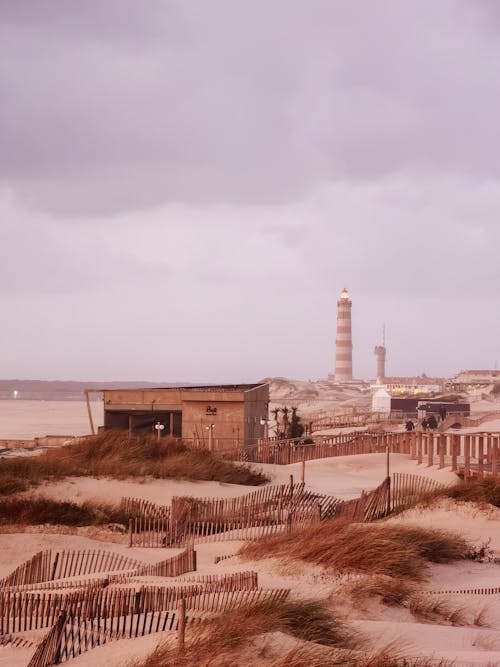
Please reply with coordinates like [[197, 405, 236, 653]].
[[130, 598, 355, 667], [238, 519, 470, 581], [0, 495, 128, 527], [0, 430, 268, 497]]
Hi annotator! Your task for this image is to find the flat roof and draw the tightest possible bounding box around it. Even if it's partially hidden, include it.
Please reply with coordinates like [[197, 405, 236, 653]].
[[98, 383, 267, 393]]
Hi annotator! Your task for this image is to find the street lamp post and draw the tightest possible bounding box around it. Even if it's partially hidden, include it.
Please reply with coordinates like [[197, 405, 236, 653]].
[[205, 424, 215, 452], [260, 417, 269, 442], [155, 422, 165, 441]]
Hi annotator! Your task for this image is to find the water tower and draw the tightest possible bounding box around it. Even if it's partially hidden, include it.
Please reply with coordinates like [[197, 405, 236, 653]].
[[374, 326, 386, 381]]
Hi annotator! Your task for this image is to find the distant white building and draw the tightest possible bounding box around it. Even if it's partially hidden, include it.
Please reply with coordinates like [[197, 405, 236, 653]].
[[371, 385, 391, 413]]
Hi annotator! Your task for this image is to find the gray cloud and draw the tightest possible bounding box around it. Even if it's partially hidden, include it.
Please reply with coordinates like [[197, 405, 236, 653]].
[[2, 1, 500, 216]]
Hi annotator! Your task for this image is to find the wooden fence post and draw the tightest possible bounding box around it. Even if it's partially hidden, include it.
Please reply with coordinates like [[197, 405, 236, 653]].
[[427, 433, 434, 467], [386, 475, 391, 516], [451, 434, 458, 472], [492, 435, 498, 476], [438, 434, 445, 469], [464, 435, 470, 481], [128, 519, 133, 548], [177, 598, 186, 651], [410, 432, 416, 460], [477, 434, 484, 479]]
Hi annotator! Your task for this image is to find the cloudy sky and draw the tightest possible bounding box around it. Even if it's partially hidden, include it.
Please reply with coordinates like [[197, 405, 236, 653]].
[[1, 1, 499, 383]]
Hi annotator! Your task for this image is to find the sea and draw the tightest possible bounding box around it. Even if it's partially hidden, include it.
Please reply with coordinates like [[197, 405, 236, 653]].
[[0, 400, 104, 440]]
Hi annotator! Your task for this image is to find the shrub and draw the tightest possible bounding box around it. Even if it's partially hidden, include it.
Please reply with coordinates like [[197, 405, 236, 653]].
[[0, 471, 29, 496]]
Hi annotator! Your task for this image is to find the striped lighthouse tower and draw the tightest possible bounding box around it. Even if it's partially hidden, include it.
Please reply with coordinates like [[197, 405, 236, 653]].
[[334, 288, 353, 382]]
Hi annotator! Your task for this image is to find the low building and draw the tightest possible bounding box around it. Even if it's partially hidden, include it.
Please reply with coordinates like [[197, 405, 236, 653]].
[[447, 370, 500, 391], [382, 376, 446, 395], [390, 397, 470, 419], [99, 383, 269, 450]]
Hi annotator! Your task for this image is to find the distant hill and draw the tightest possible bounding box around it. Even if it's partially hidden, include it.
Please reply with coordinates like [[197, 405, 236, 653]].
[[0, 380, 198, 401]]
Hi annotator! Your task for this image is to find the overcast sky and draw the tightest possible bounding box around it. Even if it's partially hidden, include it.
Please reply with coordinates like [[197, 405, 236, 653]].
[[1, 1, 499, 383]]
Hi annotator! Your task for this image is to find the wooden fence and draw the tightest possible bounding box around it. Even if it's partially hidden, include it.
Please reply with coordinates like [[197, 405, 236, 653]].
[[127, 482, 305, 547], [1, 551, 54, 588], [221, 431, 416, 465], [0, 550, 141, 589], [121, 496, 171, 518], [176, 571, 257, 587], [310, 412, 392, 432], [126, 481, 349, 548], [0, 633, 34, 648], [27, 608, 181, 667], [1, 571, 259, 636], [25, 584, 288, 666], [1, 590, 80, 634], [218, 430, 500, 480], [125, 473, 445, 550], [1, 577, 114, 594], [426, 585, 500, 596], [134, 547, 196, 577]]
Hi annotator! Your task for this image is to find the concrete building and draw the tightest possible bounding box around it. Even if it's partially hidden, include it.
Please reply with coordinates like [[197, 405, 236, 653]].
[[100, 383, 269, 450], [334, 288, 353, 382]]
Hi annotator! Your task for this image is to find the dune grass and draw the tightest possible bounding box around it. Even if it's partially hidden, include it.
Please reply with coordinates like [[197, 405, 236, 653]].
[[407, 595, 488, 627], [238, 519, 470, 581], [131, 600, 458, 666], [340, 572, 489, 629], [0, 431, 268, 496], [268, 646, 457, 666], [342, 574, 417, 606], [132, 599, 354, 667], [441, 478, 500, 507], [0, 496, 127, 527]]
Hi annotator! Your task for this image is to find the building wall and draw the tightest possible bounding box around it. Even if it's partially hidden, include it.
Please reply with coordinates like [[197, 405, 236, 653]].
[[182, 399, 245, 449], [243, 384, 270, 446]]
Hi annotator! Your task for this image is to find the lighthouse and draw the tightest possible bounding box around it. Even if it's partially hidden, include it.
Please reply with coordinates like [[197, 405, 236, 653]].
[[334, 288, 353, 382]]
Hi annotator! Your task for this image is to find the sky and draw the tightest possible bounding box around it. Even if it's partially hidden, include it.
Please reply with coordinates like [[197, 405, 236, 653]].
[[1, 0, 499, 383]]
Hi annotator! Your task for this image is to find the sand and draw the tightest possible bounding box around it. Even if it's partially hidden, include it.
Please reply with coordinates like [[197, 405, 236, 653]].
[[2, 451, 500, 667]]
